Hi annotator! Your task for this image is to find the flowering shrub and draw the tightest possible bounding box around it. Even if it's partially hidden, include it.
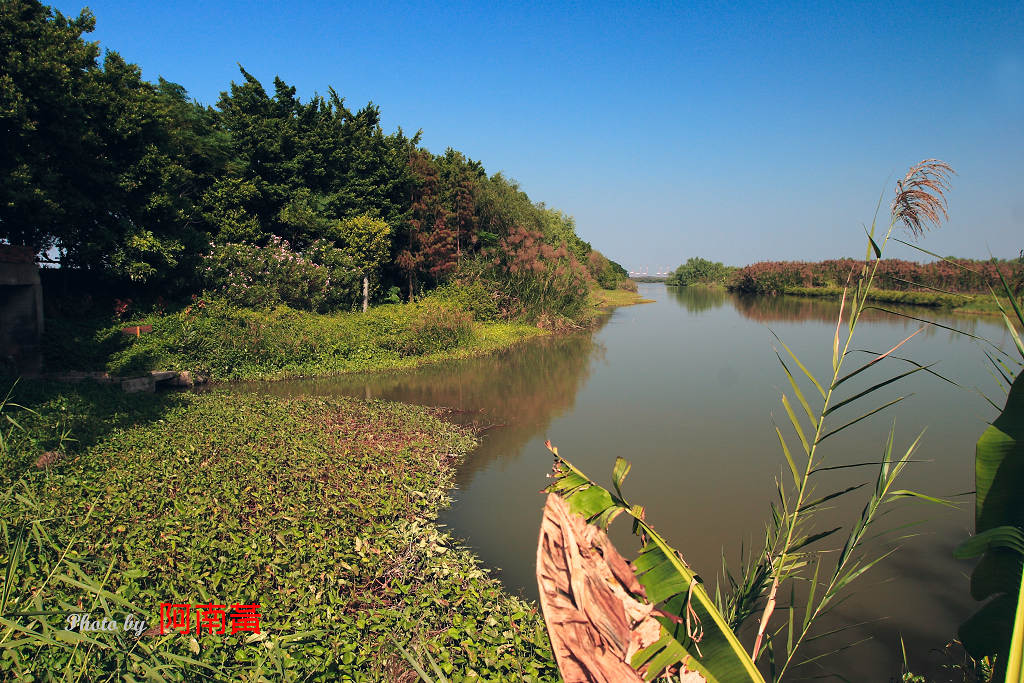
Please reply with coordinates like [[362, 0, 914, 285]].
[[113, 298, 132, 320], [484, 227, 592, 324], [202, 236, 361, 312], [730, 258, 1024, 295]]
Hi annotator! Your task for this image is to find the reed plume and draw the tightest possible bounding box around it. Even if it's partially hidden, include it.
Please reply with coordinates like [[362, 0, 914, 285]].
[[891, 159, 955, 237]]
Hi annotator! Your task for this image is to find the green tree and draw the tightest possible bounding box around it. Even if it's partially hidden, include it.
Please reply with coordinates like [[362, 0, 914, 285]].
[[1, 1, 226, 284], [0, 0, 104, 255], [666, 257, 735, 286], [334, 214, 390, 285]]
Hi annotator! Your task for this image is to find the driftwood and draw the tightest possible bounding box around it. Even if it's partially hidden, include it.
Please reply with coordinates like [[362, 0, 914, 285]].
[[536, 492, 708, 682]]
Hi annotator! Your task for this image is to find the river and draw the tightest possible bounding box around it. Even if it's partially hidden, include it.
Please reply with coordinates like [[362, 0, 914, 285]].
[[244, 283, 1015, 680]]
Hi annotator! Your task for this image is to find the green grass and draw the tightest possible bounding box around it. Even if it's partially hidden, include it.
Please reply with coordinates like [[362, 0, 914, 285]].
[[780, 285, 1015, 312], [43, 298, 543, 382], [591, 287, 655, 308], [0, 381, 558, 680]]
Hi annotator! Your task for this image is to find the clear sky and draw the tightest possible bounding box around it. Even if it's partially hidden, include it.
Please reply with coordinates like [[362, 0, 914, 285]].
[[52, 0, 1023, 271]]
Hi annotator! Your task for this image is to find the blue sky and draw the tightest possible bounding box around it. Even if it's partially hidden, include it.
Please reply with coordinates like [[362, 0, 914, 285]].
[[53, 0, 1023, 270]]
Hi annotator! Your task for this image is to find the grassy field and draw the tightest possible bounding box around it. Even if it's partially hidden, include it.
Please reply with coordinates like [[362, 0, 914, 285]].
[[42, 299, 544, 383], [41, 286, 650, 383], [590, 287, 654, 308], [0, 381, 558, 681]]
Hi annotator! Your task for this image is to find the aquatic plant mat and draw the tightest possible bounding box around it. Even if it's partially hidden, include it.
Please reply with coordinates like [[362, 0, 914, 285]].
[[0, 382, 556, 680]]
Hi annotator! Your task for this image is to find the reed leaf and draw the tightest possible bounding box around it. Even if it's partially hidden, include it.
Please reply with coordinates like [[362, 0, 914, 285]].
[[816, 396, 908, 444], [781, 395, 811, 455], [832, 327, 925, 390], [824, 365, 929, 418], [777, 353, 817, 426], [774, 425, 800, 489], [798, 484, 868, 513], [769, 329, 826, 399]]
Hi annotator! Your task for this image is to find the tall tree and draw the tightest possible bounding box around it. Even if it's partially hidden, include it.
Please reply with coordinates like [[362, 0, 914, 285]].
[[397, 150, 458, 295], [0, 0, 104, 255], [437, 148, 484, 262], [1, 1, 225, 284]]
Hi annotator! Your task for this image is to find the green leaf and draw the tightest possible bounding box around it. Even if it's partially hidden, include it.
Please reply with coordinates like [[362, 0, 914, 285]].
[[776, 352, 816, 426], [774, 425, 800, 489], [976, 373, 1024, 533], [781, 394, 810, 455], [885, 489, 956, 508], [824, 365, 928, 417], [955, 526, 1024, 560], [790, 527, 841, 552], [960, 594, 1016, 663], [960, 370, 1024, 669], [1, 523, 26, 616], [832, 328, 925, 390], [769, 329, 826, 399], [612, 457, 631, 497], [799, 484, 867, 513], [817, 396, 907, 444], [1007, 566, 1024, 683], [866, 232, 881, 259]]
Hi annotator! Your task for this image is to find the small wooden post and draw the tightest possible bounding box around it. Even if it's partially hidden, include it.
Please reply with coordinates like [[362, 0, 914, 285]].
[[362, 276, 369, 313]]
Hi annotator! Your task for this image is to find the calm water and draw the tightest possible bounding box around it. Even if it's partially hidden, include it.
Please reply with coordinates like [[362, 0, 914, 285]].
[[245, 284, 1015, 680]]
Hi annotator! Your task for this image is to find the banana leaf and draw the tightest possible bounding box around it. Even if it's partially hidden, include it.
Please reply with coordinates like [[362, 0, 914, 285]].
[[958, 372, 1024, 669], [542, 445, 765, 683]]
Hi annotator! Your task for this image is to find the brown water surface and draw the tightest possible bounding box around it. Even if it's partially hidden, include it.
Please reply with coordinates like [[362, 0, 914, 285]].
[[243, 284, 1015, 681]]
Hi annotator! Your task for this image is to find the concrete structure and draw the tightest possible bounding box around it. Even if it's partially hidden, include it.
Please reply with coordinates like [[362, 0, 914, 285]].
[[0, 245, 44, 370]]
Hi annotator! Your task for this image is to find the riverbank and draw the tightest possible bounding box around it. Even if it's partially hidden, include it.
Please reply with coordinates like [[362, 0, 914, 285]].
[[39, 287, 647, 384], [780, 285, 1013, 314], [591, 287, 655, 308], [0, 381, 559, 680]]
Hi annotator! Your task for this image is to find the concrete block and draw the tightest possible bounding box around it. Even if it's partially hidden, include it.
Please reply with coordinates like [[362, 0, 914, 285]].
[[120, 376, 155, 393]]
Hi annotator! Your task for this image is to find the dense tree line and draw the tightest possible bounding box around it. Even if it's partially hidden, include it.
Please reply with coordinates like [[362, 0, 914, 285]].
[[665, 257, 735, 287], [0, 0, 625, 313]]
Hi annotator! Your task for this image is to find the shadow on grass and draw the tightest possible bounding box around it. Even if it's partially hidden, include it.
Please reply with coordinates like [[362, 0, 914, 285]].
[[0, 376, 186, 482]]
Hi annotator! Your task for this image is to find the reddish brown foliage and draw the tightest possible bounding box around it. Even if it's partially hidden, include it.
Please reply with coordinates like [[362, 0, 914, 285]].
[[730, 258, 1024, 296], [485, 226, 590, 322]]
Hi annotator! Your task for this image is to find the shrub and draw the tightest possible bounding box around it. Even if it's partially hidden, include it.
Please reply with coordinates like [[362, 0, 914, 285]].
[[617, 278, 638, 292], [395, 304, 474, 356], [666, 257, 736, 287], [730, 258, 1024, 295], [586, 250, 624, 289], [98, 297, 489, 380], [423, 281, 501, 322], [481, 226, 592, 324], [202, 236, 361, 312]]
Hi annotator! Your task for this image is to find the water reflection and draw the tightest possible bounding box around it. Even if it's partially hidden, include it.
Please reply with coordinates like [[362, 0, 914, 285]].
[[732, 291, 994, 339], [238, 285, 1009, 680], [664, 284, 729, 313], [236, 320, 608, 479]]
